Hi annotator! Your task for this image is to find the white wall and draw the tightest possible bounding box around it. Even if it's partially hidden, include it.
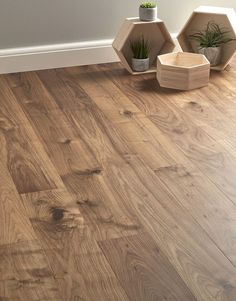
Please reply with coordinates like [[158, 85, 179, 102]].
[[158, 0, 236, 33]]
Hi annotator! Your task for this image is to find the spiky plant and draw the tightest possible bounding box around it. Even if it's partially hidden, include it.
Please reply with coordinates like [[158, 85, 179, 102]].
[[140, 2, 157, 8], [130, 36, 150, 59], [189, 21, 235, 48]]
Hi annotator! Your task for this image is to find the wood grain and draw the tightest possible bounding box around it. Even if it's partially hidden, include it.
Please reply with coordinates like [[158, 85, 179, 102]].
[[36, 70, 141, 239], [0, 75, 63, 193], [10, 70, 141, 242], [2, 59, 236, 300], [5, 72, 99, 178], [101, 63, 236, 203], [0, 161, 61, 300], [0, 160, 36, 245], [155, 163, 236, 266], [40, 64, 236, 300], [100, 232, 196, 301], [0, 240, 62, 301], [21, 189, 129, 301]]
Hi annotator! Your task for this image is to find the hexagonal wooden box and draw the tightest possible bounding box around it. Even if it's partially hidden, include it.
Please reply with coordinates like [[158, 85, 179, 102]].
[[177, 6, 236, 71], [113, 18, 175, 75], [156, 52, 210, 90]]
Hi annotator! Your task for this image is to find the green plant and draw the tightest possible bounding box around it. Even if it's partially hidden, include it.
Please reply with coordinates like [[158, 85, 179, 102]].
[[130, 36, 150, 59], [140, 2, 157, 8], [189, 21, 235, 48]]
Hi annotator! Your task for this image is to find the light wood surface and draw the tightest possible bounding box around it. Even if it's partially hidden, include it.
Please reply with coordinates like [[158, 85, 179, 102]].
[[1, 58, 236, 300], [113, 18, 175, 75], [157, 52, 210, 90], [177, 6, 236, 71]]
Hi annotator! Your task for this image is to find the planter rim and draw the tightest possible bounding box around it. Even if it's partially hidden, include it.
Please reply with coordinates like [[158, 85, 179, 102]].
[[198, 46, 221, 49], [132, 57, 149, 60], [139, 6, 157, 9]]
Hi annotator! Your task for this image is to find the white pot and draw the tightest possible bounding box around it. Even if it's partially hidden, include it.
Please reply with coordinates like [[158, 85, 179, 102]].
[[139, 7, 157, 21], [198, 47, 221, 66], [132, 58, 150, 72]]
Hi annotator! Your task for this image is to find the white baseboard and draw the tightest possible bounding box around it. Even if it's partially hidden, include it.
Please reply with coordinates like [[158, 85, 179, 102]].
[[0, 34, 178, 74], [0, 39, 119, 74]]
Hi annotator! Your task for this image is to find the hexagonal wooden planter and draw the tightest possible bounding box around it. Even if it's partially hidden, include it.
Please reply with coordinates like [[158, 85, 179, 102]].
[[177, 6, 236, 71], [113, 18, 175, 75], [156, 52, 210, 90]]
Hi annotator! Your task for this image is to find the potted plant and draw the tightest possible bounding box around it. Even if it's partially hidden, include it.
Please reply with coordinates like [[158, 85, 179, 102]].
[[139, 2, 157, 21], [130, 36, 150, 72], [189, 21, 235, 66]]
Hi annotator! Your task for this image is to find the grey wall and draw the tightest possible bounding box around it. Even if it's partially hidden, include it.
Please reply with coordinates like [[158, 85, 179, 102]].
[[0, 0, 140, 49], [1, 0, 236, 49], [158, 0, 236, 33]]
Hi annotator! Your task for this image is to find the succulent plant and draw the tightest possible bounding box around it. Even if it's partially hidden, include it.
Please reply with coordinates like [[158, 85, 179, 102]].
[[189, 21, 235, 48], [130, 36, 150, 59], [140, 2, 157, 8]]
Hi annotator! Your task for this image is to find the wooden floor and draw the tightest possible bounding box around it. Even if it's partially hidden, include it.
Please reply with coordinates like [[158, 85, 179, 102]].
[[1, 59, 236, 301]]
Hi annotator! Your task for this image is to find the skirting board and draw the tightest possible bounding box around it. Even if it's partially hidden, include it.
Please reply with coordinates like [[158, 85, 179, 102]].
[[0, 34, 178, 74]]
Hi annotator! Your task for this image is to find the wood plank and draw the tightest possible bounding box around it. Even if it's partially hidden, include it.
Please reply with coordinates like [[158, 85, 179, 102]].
[[20, 189, 84, 250], [106, 154, 236, 301], [149, 82, 236, 166], [155, 163, 236, 266], [36, 68, 174, 169], [164, 88, 236, 141], [100, 63, 236, 204], [7, 71, 141, 242], [0, 160, 35, 246], [5, 71, 133, 299], [84, 63, 236, 271], [3, 62, 236, 301], [0, 75, 63, 194], [37, 65, 236, 301], [100, 233, 196, 301], [0, 162, 62, 300], [21, 189, 130, 301], [4, 72, 99, 178], [88, 64, 236, 269], [63, 172, 142, 241], [0, 240, 62, 301], [207, 71, 236, 121], [64, 65, 190, 170]]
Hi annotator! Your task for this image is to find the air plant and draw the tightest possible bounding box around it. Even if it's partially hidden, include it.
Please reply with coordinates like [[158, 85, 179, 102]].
[[189, 21, 235, 48]]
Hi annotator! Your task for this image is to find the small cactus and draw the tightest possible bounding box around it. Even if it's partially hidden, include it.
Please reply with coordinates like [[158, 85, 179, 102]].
[[140, 2, 157, 8]]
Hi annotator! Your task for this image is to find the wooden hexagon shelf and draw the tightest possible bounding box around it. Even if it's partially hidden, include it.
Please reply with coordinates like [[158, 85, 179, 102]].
[[113, 18, 175, 75], [177, 6, 236, 71]]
